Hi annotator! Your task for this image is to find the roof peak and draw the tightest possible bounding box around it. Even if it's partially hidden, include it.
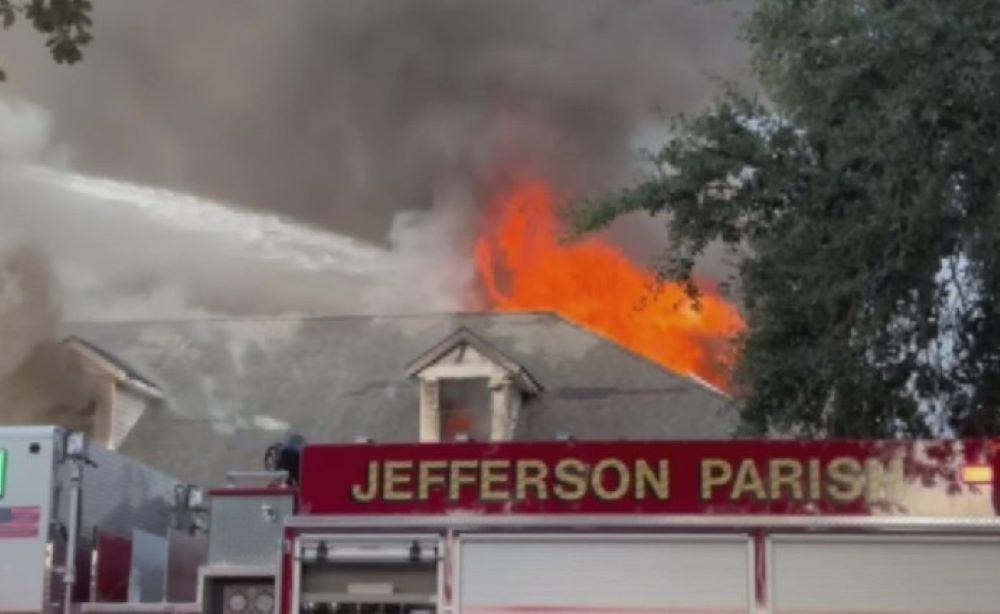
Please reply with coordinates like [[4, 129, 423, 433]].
[[405, 326, 544, 393]]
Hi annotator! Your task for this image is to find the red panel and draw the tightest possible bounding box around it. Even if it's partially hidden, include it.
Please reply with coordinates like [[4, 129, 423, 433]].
[[280, 526, 295, 614], [94, 530, 132, 602], [166, 529, 208, 602], [299, 439, 998, 517], [751, 529, 766, 608], [72, 545, 92, 602]]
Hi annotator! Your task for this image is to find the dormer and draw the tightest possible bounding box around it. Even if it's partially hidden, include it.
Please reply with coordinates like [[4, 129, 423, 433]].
[[65, 336, 162, 450], [405, 327, 542, 443]]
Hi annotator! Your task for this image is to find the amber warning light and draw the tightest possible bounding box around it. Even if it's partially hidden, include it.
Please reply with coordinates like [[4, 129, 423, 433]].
[[960, 464, 994, 485]]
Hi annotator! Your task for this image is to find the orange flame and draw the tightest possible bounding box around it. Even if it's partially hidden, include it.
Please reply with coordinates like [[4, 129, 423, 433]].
[[474, 179, 744, 392]]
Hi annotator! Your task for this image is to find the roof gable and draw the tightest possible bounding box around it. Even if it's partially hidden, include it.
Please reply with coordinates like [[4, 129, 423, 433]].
[[64, 335, 162, 399], [405, 327, 543, 393]]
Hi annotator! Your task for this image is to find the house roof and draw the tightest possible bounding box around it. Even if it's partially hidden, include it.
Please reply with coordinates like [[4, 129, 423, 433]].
[[66, 312, 736, 486]]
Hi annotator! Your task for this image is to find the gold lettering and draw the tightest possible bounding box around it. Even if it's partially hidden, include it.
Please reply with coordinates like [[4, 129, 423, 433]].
[[350, 461, 379, 502], [732, 459, 766, 500], [808, 459, 821, 500], [635, 459, 669, 500], [481, 460, 511, 501], [701, 459, 733, 500], [418, 460, 447, 500], [515, 459, 549, 500], [591, 458, 630, 500], [382, 460, 414, 501], [769, 458, 803, 500], [553, 458, 588, 501], [865, 457, 904, 503], [826, 457, 864, 501], [448, 460, 478, 501]]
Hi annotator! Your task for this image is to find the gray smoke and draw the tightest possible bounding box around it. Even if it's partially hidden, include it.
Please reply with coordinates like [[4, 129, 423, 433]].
[[0, 0, 753, 242], [0, 152, 476, 321], [0, 99, 91, 424], [0, 1, 753, 429], [0, 244, 98, 429], [0, 95, 477, 426], [0, 245, 59, 378], [0, 1, 754, 323]]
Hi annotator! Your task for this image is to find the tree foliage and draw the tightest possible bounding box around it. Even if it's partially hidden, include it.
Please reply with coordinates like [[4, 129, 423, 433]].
[[575, 0, 1000, 438], [0, 0, 92, 81]]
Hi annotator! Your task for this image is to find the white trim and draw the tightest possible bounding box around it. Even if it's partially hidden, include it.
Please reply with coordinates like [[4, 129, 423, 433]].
[[406, 328, 543, 395], [767, 533, 1000, 545], [117, 377, 163, 401], [284, 513, 1000, 532], [66, 339, 163, 400]]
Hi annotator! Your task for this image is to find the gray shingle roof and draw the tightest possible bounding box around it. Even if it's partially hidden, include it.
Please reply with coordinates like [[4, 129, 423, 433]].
[[67, 312, 736, 486]]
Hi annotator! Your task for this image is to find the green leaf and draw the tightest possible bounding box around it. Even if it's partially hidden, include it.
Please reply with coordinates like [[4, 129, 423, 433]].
[[571, 0, 1000, 438]]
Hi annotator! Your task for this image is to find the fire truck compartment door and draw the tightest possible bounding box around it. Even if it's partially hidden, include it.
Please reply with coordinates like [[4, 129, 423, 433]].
[[458, 534, 751, 613], [298, 535, 440, 608], [769, 534, 1000, 613], [300, 536, 440, 564]]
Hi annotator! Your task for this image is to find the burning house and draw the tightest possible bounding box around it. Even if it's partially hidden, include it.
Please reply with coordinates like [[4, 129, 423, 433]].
[[63, 311, 735, 487], [0, 179, 744, 489]]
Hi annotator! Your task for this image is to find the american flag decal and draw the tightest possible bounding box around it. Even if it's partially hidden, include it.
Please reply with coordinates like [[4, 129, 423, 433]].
[[0, 505, 41, 539]]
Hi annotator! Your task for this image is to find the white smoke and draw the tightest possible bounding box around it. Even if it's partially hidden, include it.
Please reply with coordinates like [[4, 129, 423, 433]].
[[0, 96, 472, 324], [0, 97, 70, 167]]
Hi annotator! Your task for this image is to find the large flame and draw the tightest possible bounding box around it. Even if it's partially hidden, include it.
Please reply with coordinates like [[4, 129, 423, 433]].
[[474, 180, 744, 392]]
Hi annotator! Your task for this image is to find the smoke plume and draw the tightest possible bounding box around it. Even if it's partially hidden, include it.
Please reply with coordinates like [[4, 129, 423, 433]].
[[0, 94, 476, 426], [0, 1, 753, 242], [0, 1, 753, 429], [0, 244, 97, 429]]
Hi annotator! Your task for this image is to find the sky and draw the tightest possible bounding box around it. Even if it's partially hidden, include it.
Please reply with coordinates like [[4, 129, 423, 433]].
[[0, 0, 754, 327]]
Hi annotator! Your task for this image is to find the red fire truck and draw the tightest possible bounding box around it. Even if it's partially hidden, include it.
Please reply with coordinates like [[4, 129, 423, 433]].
[[277, 439, 1000, 614]]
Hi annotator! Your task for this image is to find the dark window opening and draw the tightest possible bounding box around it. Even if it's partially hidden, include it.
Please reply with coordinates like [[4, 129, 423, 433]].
[[438, 378, 491, 441]]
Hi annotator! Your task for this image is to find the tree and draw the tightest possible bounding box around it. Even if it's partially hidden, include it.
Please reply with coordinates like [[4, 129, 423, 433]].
[[574, 0, 1000, 438], [0, 0, 93, 81]]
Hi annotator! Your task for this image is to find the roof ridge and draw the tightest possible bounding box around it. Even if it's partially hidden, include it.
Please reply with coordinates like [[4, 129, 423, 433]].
[[65, 310, 732, 400], [65, 310, 561, 326], [64, 335, 162, 394]]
